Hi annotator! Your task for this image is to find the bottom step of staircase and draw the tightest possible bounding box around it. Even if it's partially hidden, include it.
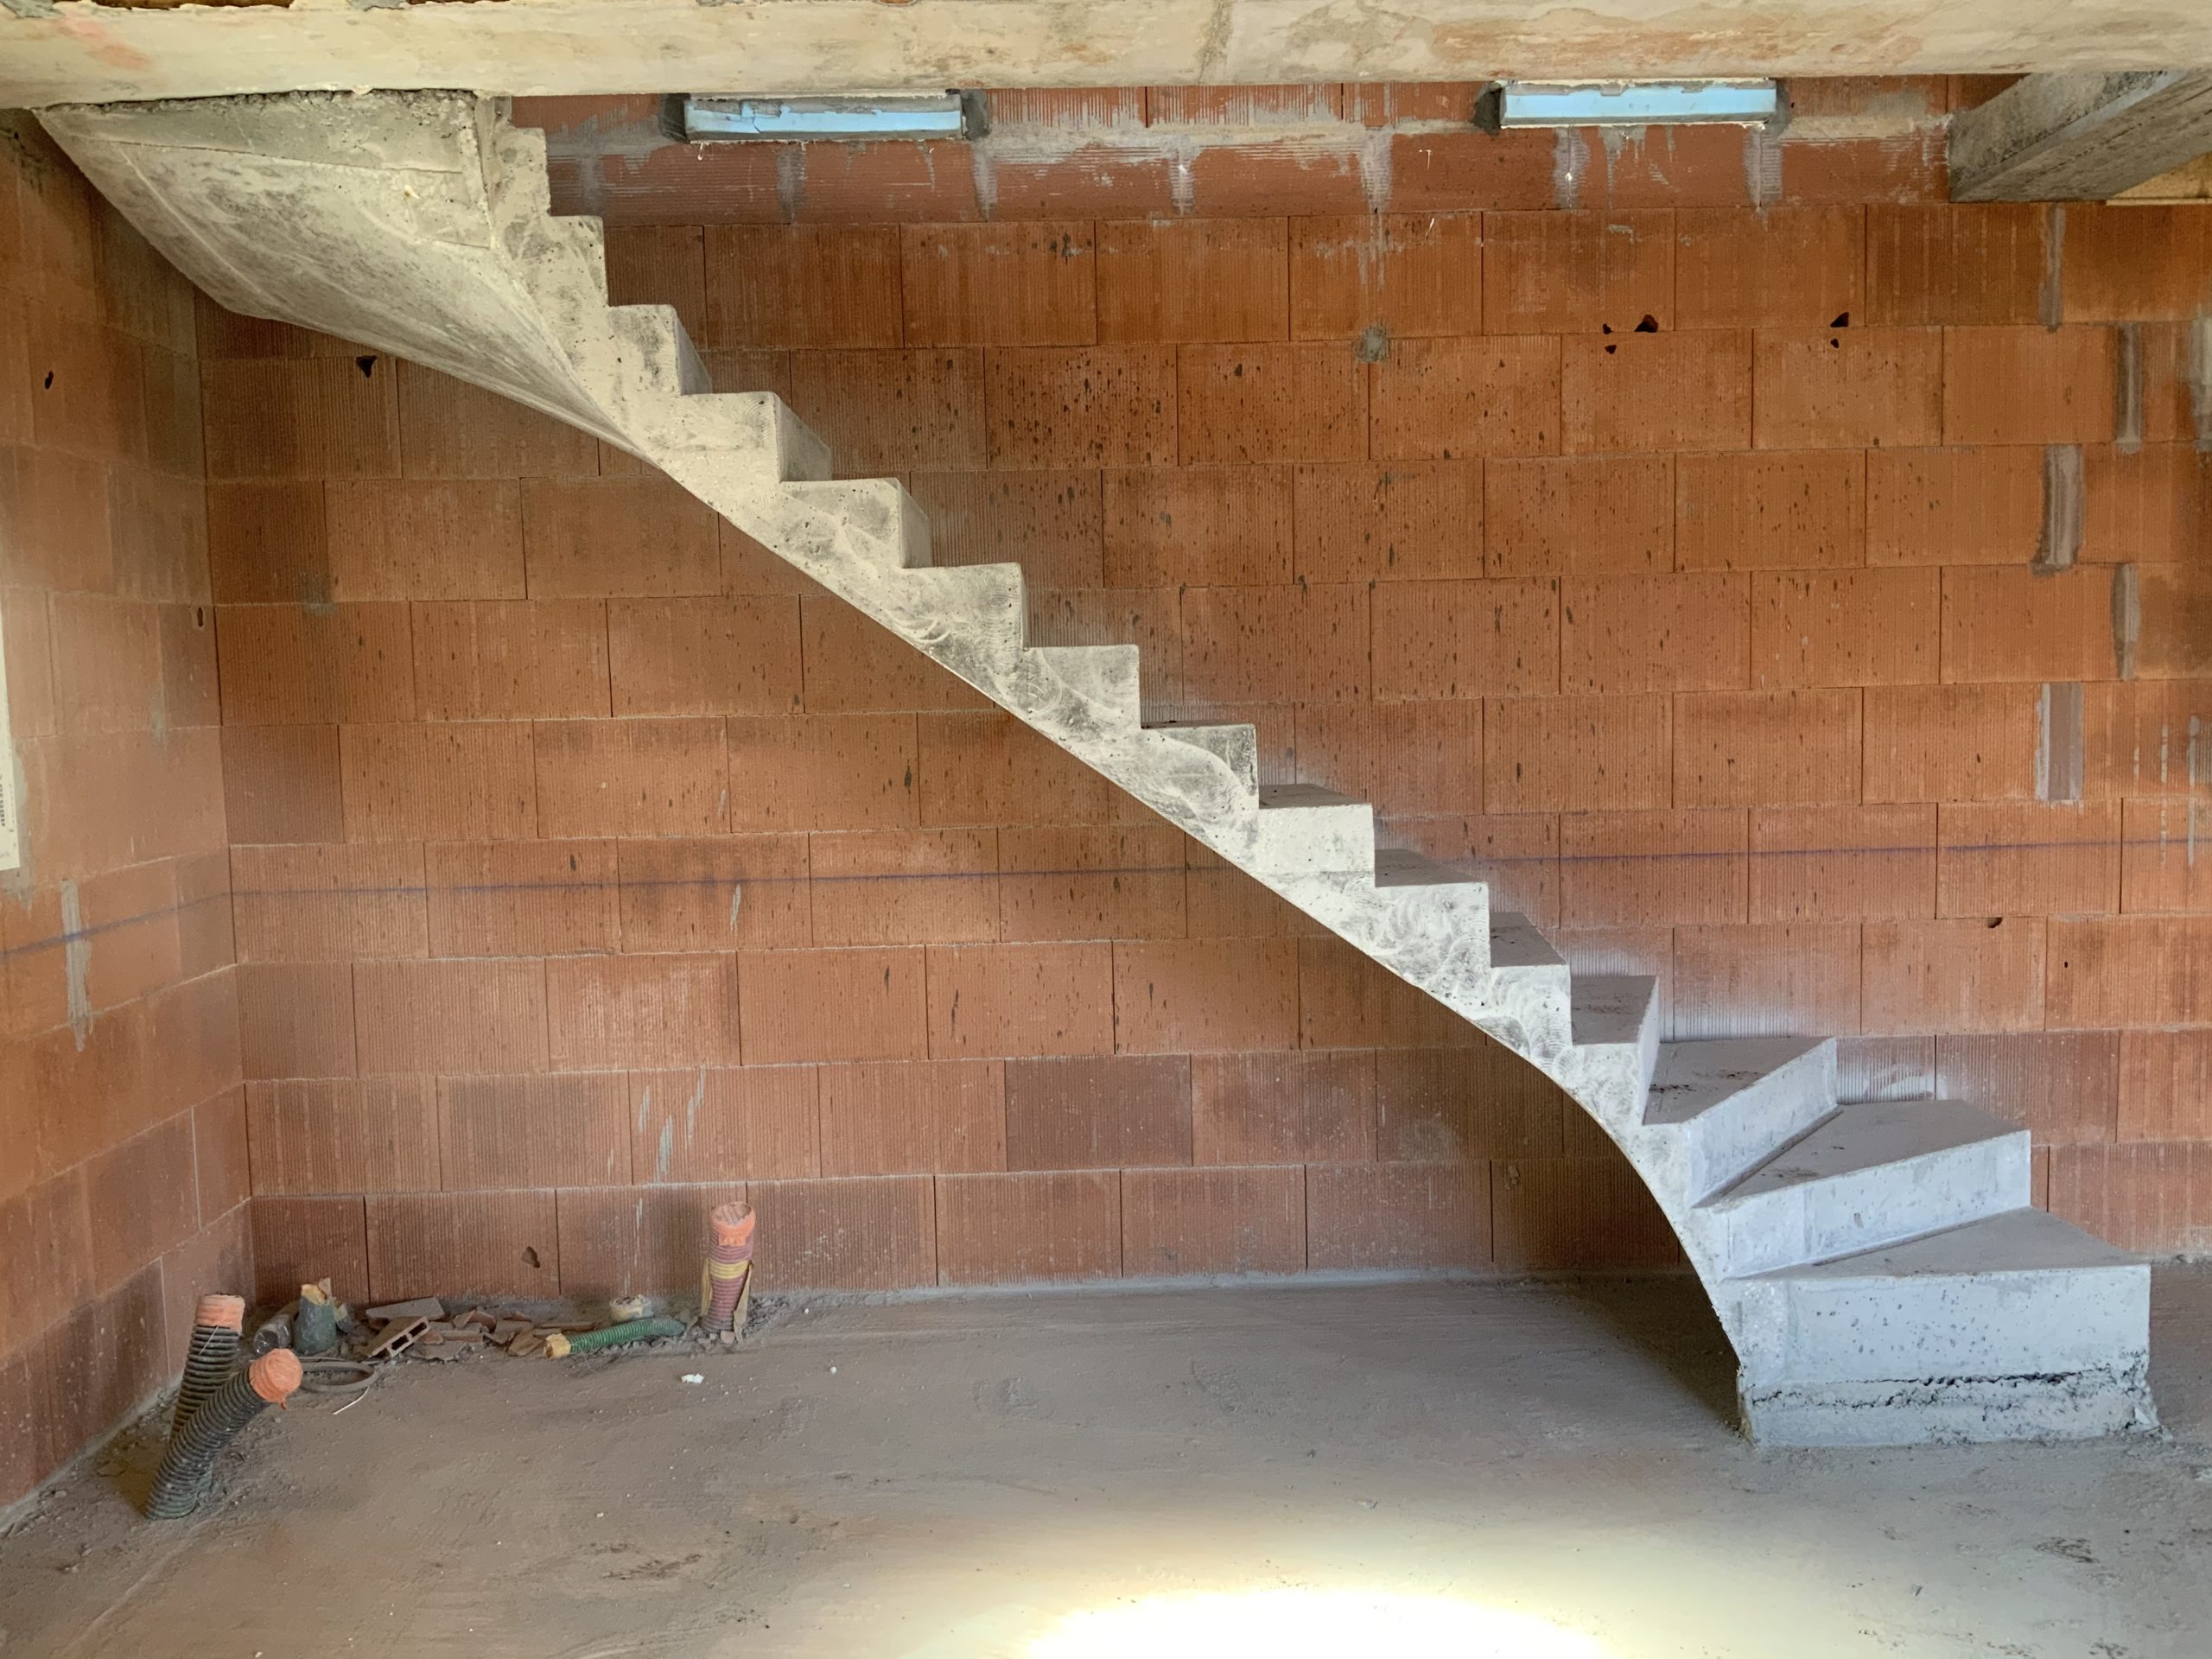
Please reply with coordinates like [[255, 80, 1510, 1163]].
[[1728, 1208, 2156, 1446]]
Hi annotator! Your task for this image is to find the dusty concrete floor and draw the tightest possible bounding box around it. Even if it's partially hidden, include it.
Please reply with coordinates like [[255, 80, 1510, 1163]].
[[3, 1270, 2210, 1659]]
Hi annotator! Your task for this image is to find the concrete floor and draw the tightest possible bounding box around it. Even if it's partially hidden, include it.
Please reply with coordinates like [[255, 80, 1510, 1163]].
[[3, 1270, 2211, 1659]]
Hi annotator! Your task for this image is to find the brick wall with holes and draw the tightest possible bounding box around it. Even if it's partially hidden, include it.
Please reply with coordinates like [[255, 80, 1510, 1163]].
[[0, 121, 249, 1509], [200, 78, 2212, 1325]]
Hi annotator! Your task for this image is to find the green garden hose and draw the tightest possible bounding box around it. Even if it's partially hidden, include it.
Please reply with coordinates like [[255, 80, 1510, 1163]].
[[547, 1317, 687, 1357]]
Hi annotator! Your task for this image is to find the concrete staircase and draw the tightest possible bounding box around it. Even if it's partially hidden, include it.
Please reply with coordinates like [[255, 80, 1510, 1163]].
[[45, 91, 2156, 1446]]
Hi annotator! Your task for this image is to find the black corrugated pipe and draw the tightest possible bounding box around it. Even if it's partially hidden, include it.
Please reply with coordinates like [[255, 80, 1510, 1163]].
[[144, 1350, 302, 1521], [168, 1293, 245, 1446]]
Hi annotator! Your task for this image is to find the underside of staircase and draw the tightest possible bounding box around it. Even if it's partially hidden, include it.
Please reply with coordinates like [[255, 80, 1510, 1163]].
[[45, 90, 2157, 1447]]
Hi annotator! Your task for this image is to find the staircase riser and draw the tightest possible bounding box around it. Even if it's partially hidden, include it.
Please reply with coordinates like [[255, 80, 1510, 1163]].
[[1550, 1039, 1651, 1139], [552, 371, 796, 471], [1674, 1052, 1840, 1200], [779, 481, 931, 567], [605, 304, 712, 397], [1725, 1262, 2150, 1390], [1251, 806, 1376, 878], [569, 303, 703, 420], [1485, 916, 1564, 973], [685, 484, 1036, 670], [1560, 980, 1663, 1128], [642, 396, 787, 467], [1033, 649, 1142, 728], [1154, 727, 1259, 798], [1268, 870, 1514, 1027], [671, 315, 711, 395], [1706, 1135, 2032, 1279], [774, 406, 834, 481], [1742, 1363, 2155, 1446]]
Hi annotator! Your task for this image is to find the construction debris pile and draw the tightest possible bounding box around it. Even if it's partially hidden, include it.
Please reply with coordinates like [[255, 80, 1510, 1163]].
[[282, 1200, 760, 1369], [142, 1203, 760, 1521], [345, 1297, 693, 1363]]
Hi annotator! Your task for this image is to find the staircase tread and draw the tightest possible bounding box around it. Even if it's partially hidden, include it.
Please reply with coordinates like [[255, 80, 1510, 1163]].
[[904, 561, 1022, 579], [1644, 1036, 1829, 1128], [1257, 782, 1362, 810], [1373, 848, 1480, 888], [1569, 974, 1656, 1047], [665, 387, 781, 410], [1146, 718, 1256, 745], [782, 474, 900, 493], [1031, 643, 1139, 674], [1709, 1096, 2024, 1206], [1745, 1207, 2139, 1281], [1488, 911, 1565, 969]]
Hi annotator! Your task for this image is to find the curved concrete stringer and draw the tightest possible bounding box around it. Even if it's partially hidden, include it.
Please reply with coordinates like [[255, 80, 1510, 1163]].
[[43, 91, 2157, 1446]]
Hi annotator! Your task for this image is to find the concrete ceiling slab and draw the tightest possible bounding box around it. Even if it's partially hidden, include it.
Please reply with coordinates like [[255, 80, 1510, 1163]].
[[3, 0, 2212, 111]]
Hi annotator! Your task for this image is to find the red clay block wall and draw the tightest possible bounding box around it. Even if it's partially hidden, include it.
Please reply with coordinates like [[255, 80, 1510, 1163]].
[[1, 121, 247, 1509], [201, 312, 1653, 1305], [204, 80, 2212, 1319]]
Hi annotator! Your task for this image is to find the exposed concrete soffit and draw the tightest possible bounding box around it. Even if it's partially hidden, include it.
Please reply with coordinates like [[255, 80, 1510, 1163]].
[[7, 0, 2212, 110], [1950, 70, 2212, 200], [2119, 151, 2212, 201]]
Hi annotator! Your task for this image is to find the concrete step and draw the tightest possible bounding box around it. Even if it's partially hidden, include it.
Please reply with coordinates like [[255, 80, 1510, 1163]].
[[1732, 1208, 2151, 1443], [1361, 849, 1492, 980], [1250, 784, 1374, 878], [651, 393, 831, 480], [1645, 1037, 1837, 1201], [1372, 848, 1481, 889], [1488, 910, 1565, 969], [1479, 912, 1573, 1054], [896, 563, 1028, 652], [782, 478, 931, 569], [1030, 644, 1141, 727], [604, 301, 710, 395], [769, 403, 834, 482], [500, 121, 564, 219], [585, 242, 820, 472], [1568, 974, 1662, 1109], [1145, 721, 1259, 797], [1571, 974, 1657, 1048], [1703, 1097, 2031, 1278], [509, 199, 607, 298]]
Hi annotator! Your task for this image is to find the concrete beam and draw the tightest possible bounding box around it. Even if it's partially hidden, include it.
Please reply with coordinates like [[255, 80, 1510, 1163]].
[[8, 1, 2212, 110], [2117, 151, 2212, 200], [1949, 70, 2212, 200]]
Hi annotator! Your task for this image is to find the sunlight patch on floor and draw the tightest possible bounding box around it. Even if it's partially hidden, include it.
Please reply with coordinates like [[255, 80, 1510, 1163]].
[[1027, 1586, 1611, 1659]]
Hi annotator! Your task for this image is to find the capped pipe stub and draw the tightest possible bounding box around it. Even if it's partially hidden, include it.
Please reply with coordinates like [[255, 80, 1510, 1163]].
[[709, 1201, 755, 1248], [194, 1293, 247, 1332], [249, 1348, 303, 1404]]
